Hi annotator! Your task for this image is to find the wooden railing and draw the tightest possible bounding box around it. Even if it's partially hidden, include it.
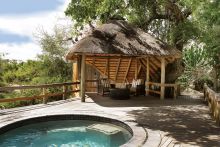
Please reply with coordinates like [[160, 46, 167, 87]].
[[0, 82, 80, 104], [145, 82, 180, 99], [204, 84, 220, 125]]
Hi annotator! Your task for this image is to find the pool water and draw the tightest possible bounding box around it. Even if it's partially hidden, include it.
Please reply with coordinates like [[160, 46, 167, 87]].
[[0, 120, 132, 147]]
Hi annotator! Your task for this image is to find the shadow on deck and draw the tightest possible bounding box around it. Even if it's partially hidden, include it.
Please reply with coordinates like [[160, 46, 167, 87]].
[[87, 93, 220, 147], [87, 93, 204, 108]]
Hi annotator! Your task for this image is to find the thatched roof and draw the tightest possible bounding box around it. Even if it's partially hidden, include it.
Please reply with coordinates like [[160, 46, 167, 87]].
[[66, 20, 181, 60]]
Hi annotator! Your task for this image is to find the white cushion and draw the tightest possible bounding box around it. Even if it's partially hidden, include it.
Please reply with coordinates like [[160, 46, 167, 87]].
[[131, 79, 137, 88]]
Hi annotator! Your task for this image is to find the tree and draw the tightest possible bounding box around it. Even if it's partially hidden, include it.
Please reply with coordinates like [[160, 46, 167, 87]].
[[181, 0, 220, 90], [0, 54, 5, 86], [35, 26, 73, 84], [65, 0, 199, 84]]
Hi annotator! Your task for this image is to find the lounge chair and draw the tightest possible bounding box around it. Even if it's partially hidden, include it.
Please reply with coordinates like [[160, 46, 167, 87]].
[[98, 78, 111, 96]]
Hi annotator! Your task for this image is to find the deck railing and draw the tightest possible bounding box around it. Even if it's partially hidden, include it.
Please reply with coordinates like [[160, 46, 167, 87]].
[[0, 82, 81, 104], [145, 82, 180, 99], [204, 84, 220, 125], [0, 79, 99, 106]]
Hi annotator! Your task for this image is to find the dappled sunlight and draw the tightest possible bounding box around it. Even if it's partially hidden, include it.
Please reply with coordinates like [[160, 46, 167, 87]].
[[86, 93, 220, 146], [128, 97, 220, 146]]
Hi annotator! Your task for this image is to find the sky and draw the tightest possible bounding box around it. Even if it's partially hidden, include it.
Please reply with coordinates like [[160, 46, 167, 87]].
[[0, 0, 71, 61]]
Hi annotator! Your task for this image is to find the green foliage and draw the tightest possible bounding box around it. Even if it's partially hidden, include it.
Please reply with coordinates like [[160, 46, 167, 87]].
[[2, 60, 41, 84], [0, 54, 4, 86], [194, 0, 220, 87], [36, 26, 72, 84], [66, 2, 208, 66], [178, 43, 211, 87], [65, 0, 127, 29], [0, 26, 73, 108], [183, 44, 210, 70]]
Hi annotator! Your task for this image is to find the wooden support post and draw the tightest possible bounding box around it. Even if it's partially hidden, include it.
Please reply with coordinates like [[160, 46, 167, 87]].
[[146, 58, 150, 95], [160, 58, 165, 100], [72, 60, 79, 97], [42, 88, 47, 104], [174, 85, 177, 99], [80, 54, 86, 102], [62, 85, 67, 100], [78, 56, 82, 97]]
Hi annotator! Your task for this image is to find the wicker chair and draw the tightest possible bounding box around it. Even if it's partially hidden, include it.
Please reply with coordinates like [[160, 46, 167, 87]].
[[98, 78, 111, 96]]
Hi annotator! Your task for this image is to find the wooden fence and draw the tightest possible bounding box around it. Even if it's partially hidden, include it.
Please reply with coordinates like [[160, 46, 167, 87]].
[[0, 80, 99, 105], [204, 84, 220, 125], [0, 82, 81, 104], [146, 82, 180, 99]]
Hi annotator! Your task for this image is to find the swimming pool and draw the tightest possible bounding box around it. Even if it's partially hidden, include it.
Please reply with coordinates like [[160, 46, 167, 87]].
[[0, 115, 132, 147]]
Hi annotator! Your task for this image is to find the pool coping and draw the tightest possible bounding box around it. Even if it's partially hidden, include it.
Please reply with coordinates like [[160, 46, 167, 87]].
[[0, 113, 147, 147]]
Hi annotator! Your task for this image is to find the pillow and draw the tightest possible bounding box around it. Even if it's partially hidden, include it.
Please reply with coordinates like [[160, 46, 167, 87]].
[[115, 83, 126, 88], [131, 79, 137, 88]]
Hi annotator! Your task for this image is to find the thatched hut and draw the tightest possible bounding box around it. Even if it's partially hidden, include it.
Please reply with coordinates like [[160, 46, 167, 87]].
[[66, 20, 181, 101]]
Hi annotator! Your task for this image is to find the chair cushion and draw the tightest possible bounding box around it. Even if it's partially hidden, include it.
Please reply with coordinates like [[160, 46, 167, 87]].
[[131, 79, 137, 88], [115, 83, 126, 89]]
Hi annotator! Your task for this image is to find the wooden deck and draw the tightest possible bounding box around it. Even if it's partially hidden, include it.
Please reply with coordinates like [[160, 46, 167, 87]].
[[0, 94, 220, 147]]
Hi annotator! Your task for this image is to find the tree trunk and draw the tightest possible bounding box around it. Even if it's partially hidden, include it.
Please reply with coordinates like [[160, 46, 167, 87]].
[[165, 59, 185, 97]]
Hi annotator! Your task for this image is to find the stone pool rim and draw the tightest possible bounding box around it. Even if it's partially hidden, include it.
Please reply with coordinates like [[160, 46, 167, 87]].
[[0, 114, 147, 147]]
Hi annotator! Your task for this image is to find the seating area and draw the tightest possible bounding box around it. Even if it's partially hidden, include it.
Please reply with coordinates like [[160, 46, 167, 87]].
[[98, 78, 146, 99]]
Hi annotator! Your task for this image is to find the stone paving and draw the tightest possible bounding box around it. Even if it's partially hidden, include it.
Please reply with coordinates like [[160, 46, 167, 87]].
[[0, 94, 220, 147]]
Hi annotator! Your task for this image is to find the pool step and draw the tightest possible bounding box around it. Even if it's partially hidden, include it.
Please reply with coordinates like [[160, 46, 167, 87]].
[[86, 123, 121, 135]]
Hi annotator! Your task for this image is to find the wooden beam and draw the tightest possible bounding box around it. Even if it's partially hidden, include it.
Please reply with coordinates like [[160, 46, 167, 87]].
[[107, 57, 110, 79], [160, 57, 165, 100], [0, 82, 80, 91], [140, 58, 158, 80], [135, 58, 138, 79], [104, 58, 109, 78], [146, 58, 150, 95], [92, 56, 96, 65], [0, 90, 80, 103], [124, 58, 132, 82], [137, 62, 142, 77], [86, 62, 104, 76], [142, 58, 159, 72], [147, 58, 161, 80], [80, 54, 86, 102], [115, 58, 121, 81]]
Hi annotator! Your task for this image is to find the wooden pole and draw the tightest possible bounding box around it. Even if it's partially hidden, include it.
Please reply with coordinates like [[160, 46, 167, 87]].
[[174, 85, 177, 99], [146, 58, 150, 95], [62, 85, 67, 100], [42, 88, 47, 104], [78, 57, 82, 97], [72, 60, 79, 97], [80, 54, 86, 102], [160, 58, 165, 100]]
